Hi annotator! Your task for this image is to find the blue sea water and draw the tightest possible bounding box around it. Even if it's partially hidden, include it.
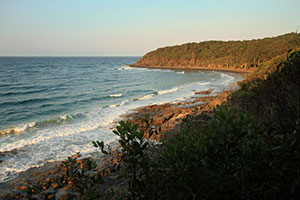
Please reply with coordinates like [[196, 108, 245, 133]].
[[0, 57, 243, 182]]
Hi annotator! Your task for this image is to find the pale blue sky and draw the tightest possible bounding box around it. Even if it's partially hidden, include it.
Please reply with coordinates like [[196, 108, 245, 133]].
[[0, 0, 299, 56]]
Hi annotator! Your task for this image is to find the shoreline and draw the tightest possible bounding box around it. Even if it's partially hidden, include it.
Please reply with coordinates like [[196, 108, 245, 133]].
[[123, 89, 233, 140], [0, 88, 235, 199], [0, 69, 247, 199], [129, 64, 255, 73]]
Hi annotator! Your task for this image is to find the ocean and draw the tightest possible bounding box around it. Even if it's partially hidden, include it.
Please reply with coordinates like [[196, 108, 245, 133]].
[[0, 57, 243, 182]]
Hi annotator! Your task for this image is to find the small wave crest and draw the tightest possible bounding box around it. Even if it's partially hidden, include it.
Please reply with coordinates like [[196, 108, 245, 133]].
[[176, 71, 185, 74], [152, 69, 162, 72], [134, 94, 153, 101], [0, 123, 36, 135], [156, 87, 179, 95], [0, 124, 99, 153], [198, 82, 211, 86], [109, 93, 123, 98], [222, 76, 236, 86], [0, 113, 85, 135], [150, 69, 172, 73], [0, 88, 47, 97], [220, 73, 229, 79], [116, 65, 132, 70], [108, 99, 129, 108]]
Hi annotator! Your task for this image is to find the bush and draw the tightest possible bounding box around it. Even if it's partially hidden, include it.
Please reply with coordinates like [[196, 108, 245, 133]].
[[152, 105, 300, 199], [231, 50, 300, 133], [82, 50, 300, 200], [93, 118, 162, 200]]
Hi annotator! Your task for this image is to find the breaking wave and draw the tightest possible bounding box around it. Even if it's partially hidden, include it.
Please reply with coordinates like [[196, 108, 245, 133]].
[[109, 93, 123, 98], [107, 100, 129, 108], [0, 113, 85, 135], [134, 94, 153, 101], [116, 65, 132, 70], [198, 82, 211, 86], [156, 87, 179, 95], [222, 76, 235, 86]]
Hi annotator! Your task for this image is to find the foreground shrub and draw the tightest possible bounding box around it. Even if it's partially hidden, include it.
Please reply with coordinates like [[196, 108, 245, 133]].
[[82, 50, 300, 199], [155, 106, 300, 200], [94, 118, 163, 200], [232, 50, 300, 133]]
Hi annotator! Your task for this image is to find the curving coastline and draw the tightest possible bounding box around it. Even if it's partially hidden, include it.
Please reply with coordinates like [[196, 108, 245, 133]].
[[129, 63, 255, 73], [130, 33, 300, 74], [0, 87, 237, 199], [4, 33, 300, 198]]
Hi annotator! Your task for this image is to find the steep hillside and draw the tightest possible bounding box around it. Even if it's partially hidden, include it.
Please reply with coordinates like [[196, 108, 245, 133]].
[[132, 33, 300, 72]]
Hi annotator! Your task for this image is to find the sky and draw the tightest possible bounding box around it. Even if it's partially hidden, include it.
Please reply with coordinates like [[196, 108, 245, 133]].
[[0, 0, 299, 56]]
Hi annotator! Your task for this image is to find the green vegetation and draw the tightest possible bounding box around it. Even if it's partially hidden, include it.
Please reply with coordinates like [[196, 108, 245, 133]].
[[233, 50, 300, 132], [26, 48, 299, 199], [26, 156, 104, 199], [134, 33, 300, 70], [59, 157, 102, 193], [97, 50, 299, 199]]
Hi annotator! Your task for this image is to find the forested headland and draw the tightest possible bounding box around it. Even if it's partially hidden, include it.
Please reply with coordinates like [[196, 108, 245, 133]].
[[132, 33, 300, 72], [3, 34, 300, 200]]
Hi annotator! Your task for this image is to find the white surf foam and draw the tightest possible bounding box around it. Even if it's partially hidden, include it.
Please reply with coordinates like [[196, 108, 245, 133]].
[[108, 99, 129, 108], [157, 87, 179, 95], [222, 76, 235, 86], [198, 82, 211, 86], [220, 73, 227, 78], [0, 104, 134, 182], [0, 70, 244, 183], [116, 65, 132, 70], [0, 125, 100, 152], [0, 123, 36, 135], [119, 100, 129, 106], [150, 69, 172, 73], [108, 104, 117, 108], [109, 93, 123, 98], [135, 94, 153, 101], [0, 113, 85, 135]]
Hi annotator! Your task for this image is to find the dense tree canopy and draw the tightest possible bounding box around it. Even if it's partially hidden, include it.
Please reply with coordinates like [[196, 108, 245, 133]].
[[134, 33, 300, 70]]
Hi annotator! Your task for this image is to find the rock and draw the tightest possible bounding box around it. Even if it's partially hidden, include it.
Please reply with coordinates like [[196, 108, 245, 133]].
[[24, 181, 30, 185], [63, 184, 73, 191], [5, 191, 20, 198], [55, 187, 72, 200], [15, 185, 27, 190], [41, 186, 55, 195], [45, 177, 51, 182], [59, 193, 71, 200], [71, 152, 81, 159], [194, 88, 214, 95], [51, 182, 59, 189]]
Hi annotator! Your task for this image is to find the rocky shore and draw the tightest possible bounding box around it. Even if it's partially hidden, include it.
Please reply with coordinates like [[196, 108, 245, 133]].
[[0, 88, 233, 200], [124, 88, 233, 139]]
